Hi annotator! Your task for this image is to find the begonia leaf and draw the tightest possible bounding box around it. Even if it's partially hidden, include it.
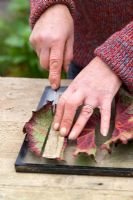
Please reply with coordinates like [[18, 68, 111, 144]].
[[73, 114, 99, 157], [23, 102, 53, 156], [101, 96, 133, 152]]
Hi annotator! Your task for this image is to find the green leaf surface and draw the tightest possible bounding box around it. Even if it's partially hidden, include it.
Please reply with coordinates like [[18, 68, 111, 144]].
[[23, 102, 53, 156]]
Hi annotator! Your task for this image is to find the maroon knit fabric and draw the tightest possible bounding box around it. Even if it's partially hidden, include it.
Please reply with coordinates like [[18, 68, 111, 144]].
[[30, 0, 133, 93]]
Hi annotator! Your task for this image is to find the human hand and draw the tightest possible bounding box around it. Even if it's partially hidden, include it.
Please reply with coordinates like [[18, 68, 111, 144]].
[[29, 4, 74, 89], [53, 56, 122, 139]]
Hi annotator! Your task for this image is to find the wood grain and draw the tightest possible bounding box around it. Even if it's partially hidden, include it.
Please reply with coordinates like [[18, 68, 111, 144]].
[[0, 77, 133, 200]]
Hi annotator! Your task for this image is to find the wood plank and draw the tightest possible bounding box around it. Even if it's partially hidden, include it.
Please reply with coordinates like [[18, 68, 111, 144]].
[[42, 127, 65, 159], [1, 154, 133, 191], [0, 121, 25, 154], [0, 77, 132, 200], [0, 78, 70, 122], [0, 186, 133, 200]]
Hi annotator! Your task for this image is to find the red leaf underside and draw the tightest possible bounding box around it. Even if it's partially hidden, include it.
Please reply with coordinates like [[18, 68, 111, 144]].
[[74, 114, 99, 157], [101, 96, 133, 152]]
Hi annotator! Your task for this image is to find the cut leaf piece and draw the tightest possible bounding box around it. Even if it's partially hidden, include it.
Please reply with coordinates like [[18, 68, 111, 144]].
[[23, 102, 53, 156], [74, 114, 99, 157], [42, 126, 67, 160], [101, 97, 133, 152]]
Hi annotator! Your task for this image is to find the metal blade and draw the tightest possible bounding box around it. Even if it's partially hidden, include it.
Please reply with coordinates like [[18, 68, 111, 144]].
[[52, 89, 61, 113]]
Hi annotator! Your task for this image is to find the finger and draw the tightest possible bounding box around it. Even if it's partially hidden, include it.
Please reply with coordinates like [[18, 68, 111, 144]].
[[100, 100, 112, 136], [53, 95, 66, 131], [53, 86, 74, 130], [68, 105, 94, 140], [39, 49, 50, 70], [49, 42, 65, 89], [63, 37, 74, 72], [60, 91, 84, 137]]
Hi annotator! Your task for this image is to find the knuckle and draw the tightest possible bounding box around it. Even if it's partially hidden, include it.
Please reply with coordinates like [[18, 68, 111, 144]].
[[50, 58, 62, 67], [36, 34, 44, 43], [29, 34, 35, 45], [51, 38, 60, 46], [100, 106, 111, 114], [81, 111, 90, 119], [50, 35, 63, 45], [100, 101, 111, 112], [69, 83, 78, 93], [66, 101, 76, 109], [49, 71, 59, 80], [42, 34, 57, 44], [31, 33, 46, 44], [62, 118, 72, 126], [103, 95, 112, 102]]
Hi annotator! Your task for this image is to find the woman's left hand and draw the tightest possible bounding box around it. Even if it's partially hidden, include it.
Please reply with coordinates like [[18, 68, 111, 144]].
[[53, 56, 122, 139]]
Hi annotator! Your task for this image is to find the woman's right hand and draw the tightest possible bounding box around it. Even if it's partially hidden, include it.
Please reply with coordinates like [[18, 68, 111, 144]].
[[29, 4, 74, 89]]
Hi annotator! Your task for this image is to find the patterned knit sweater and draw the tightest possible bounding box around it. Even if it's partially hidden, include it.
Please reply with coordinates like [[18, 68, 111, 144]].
[[30, 0, 133, 94]]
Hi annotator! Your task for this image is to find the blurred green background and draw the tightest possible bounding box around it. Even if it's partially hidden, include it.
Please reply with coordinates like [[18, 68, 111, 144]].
[[0, 0, 49, 78]]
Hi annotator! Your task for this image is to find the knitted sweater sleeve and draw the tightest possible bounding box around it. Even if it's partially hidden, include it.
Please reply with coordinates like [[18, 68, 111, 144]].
[[29, 0, 75, 29], [95, 21, 133, 94]]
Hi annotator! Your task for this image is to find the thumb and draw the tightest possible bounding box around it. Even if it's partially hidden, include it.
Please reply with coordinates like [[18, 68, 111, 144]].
[[49, 42, 65, 89]]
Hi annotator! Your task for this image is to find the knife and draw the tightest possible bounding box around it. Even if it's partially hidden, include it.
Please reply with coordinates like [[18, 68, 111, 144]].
[[51, 88, 63, 113], [37, 86, 66, 111]]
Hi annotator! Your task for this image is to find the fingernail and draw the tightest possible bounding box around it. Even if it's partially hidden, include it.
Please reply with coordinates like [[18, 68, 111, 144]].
[[53, 123, 59, 130], [60, 127, 67, 136], [68, 131, 76, 140], [102, 129, 108, 137]]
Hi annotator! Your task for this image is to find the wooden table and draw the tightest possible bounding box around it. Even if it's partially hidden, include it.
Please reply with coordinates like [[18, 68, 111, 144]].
[[0, 77, 133, 200]]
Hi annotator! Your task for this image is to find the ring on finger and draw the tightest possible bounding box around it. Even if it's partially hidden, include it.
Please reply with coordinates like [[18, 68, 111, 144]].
[[82, 104, 94, 114]]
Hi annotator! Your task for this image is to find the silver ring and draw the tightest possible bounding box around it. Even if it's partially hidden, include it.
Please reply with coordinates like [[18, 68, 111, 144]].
[[82, 104, 94, 113]]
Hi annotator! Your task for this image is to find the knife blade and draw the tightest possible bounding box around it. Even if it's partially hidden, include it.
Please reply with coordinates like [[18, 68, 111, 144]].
[[52, 88, 62, 113]]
